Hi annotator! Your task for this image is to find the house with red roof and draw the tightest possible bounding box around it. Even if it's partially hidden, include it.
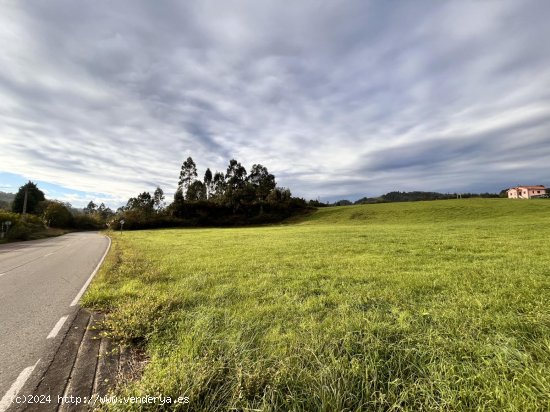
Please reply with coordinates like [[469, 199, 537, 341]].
[[507, 185, 546, 199]]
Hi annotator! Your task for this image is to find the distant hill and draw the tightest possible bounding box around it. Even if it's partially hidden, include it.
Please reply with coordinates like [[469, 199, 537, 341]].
[[297, 198, 550, 226], [354, 191, 500, 204], [0, 191, 15, 210]]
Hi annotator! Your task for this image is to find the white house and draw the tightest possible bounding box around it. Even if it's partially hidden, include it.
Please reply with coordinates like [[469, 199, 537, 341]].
[[507, 185, 546, 199]]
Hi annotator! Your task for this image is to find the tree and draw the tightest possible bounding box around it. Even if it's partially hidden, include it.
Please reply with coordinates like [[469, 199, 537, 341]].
[[212, 172, 226, 200], [333, 199, 353, 206], [186, 181, 207, 201], [126, 192, 154, 214], [225, 159, 247, 209], [178, 157, 197, 194], [153, 187, 165, 211], [43, 201, 73, 228], [97, 203, 114, 220], [174, 187, 184, 203], [225, 159, 247, 191], [267, 187, 292, 204], [12, 181, 45, 214], [171, 187, 185, 217], [248, 164, 276, 200], [203, 168, 213, 199], [84, 201, 97, 214]]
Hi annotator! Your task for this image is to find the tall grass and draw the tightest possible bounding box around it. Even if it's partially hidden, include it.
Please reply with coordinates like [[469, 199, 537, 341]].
[[84, 199, 550, 411]]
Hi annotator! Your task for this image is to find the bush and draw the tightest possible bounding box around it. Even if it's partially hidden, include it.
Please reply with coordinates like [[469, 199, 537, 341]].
[[73, 213, 105, 230], [42, 201, 74, 228], [6, 222, 33, 240], [0, 211, 45, 241]]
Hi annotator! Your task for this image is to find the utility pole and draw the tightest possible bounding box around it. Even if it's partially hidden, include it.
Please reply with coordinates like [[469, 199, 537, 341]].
[[22, 187, 28, 221]]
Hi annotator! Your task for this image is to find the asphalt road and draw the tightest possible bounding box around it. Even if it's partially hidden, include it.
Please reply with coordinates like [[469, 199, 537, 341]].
[[0, 232, 110, 411]]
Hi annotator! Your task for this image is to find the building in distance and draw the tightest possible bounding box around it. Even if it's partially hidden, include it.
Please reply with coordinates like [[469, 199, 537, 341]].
[[506, 185, 547, 199]]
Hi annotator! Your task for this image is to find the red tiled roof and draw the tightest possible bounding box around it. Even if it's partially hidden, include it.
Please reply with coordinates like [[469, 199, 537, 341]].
[[508, 185, 546, 190]]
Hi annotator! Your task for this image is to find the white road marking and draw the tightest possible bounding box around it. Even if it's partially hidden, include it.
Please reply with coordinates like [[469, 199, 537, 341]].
[[0, 273, 5, 277], [70, 236, 112, 307], [44, 253, 54, 257], [0, 359, 40, 412], [46, 315, 68, 339]]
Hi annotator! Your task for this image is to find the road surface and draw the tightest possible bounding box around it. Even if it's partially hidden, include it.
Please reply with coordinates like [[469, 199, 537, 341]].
[[0, 232, 110, 411]]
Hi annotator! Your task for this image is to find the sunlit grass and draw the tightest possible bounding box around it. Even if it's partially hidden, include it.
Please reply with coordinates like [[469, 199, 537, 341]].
[[84, 199, 550, 411]]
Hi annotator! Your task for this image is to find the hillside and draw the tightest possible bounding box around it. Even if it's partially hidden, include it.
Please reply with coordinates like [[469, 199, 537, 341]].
[[0, 191, 15, 209], [295, 198, 550, 225]]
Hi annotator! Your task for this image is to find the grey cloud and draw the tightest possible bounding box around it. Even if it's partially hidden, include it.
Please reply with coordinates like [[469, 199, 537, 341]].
[[362, 113, 550, 173], [1, 0, 550, 204]]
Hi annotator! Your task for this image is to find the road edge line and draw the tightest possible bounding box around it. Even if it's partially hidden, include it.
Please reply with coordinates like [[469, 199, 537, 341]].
[[70, 235, 111, 307], [47, 315, 69, 339], [0, 359, 40, 412]]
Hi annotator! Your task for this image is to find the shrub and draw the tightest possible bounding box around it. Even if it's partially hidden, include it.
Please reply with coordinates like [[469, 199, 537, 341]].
[[6, 222, 33, 240], [42, 201, 74, 228], [0, 211, 45, 241], [73, 213, 105, 230]]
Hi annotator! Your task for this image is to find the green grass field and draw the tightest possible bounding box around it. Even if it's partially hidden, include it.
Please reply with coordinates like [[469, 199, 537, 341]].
[[83, 199, 550, 411]]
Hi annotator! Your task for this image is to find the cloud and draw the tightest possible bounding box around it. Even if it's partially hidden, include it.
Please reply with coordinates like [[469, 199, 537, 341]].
[[0, 0, 549, 204]]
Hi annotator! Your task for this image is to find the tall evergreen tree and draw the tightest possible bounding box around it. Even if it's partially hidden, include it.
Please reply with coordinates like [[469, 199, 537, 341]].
[[178, 157, 198, 195], [212, 172, 226, 201], [225, 159, 247, 209], [248, 164, 276, 200], [203, 168, 213, 199], [12, 181, 45, 214], [186, 181, 207, 201], [225, 159, 247, 191]]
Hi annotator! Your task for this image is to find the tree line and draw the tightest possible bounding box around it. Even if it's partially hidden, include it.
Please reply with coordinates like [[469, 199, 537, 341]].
[[350, 191, 501, 205], [0, 181, 112, 240], [0, 158, 309, 236], [114, 157, 308, 229]]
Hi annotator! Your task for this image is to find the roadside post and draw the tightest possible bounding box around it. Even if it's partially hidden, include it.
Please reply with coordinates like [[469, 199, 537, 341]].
[[120, 219, 125, 233], [1, 221, 12, 239]]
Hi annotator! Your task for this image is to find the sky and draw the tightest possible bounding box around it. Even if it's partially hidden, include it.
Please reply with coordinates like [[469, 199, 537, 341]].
[[1, 0, 550, 207]]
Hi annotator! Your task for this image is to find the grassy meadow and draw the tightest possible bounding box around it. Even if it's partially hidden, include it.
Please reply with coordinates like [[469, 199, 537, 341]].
[[83, 199, 550, 411]]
